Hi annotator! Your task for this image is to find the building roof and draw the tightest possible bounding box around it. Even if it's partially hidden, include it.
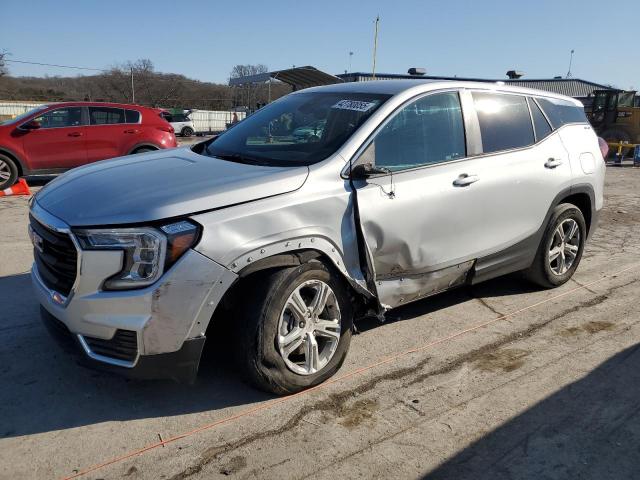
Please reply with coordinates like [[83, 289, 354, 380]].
[[501, 79, 612, 98], [336, 72, 613, 98], [229, 66, 343, 90]]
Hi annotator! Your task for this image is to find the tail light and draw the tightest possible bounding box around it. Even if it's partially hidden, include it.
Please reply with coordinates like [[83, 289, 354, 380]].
[[157, 125, 174, 133], [597, 137, 609, 158]]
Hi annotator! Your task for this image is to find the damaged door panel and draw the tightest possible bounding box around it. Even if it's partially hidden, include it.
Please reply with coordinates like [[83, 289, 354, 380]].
[[375, 260, 475, 307]]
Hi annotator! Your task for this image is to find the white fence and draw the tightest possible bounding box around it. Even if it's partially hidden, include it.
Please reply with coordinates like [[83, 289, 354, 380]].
[[189, 110, 246, 133], [0, 101, 245, 133], [0, 101, 44, 120]]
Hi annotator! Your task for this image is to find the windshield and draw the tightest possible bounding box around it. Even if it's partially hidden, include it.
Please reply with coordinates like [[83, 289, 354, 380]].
[[0, 105, 49, 126], [202, 92, 390, 166]]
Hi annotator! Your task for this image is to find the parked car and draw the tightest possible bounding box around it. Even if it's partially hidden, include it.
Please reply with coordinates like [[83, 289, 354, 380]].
[[30, 81, 605, 394], [162, 112, 195, 137], [0, 102, 177, 189]]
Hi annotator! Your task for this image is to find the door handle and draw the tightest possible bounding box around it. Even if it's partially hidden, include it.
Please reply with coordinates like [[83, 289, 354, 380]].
[[545, 158, 563, 168], [124, 129, 140, 134], [453, 173, 480, 187], [67, 132, 83, 137]]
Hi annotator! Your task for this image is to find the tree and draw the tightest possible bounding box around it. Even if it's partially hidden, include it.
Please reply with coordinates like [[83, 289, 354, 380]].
[[229, 64, 271, 109], [0, 50, 8, 77]]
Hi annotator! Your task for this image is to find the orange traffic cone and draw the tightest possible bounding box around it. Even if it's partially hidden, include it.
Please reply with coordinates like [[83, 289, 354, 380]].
[[0, 178, 31, 197]]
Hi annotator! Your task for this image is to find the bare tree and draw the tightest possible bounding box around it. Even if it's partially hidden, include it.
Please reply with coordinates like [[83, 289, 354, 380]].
[[0, 50, 8, 77], [0, 59, 266, 111], [229, 64, 271, 109]]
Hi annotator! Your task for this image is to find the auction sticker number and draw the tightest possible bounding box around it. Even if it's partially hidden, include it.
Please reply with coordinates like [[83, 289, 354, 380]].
[[332, 100, 377, 112]]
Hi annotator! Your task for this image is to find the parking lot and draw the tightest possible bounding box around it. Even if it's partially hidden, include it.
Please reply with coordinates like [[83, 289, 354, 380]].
[[1, 165, 639, 479]]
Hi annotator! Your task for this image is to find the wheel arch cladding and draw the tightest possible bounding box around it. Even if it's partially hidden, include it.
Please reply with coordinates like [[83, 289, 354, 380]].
[[206, 249, 370, 336], [559, 190, 593, 234]]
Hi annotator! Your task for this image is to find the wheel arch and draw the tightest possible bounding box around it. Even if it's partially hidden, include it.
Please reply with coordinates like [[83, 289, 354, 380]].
[[0, 147, 27, 176], [127, 143, 161, 155], [558, 184, 595, 236], [204, 246, 374, 339]]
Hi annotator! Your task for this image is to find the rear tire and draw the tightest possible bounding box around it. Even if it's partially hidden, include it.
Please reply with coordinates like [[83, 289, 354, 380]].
[[0, 154, 18, 190], [525, 204, 586, 288], [235, 261, 353, 395], [181, 127, 194, 137]]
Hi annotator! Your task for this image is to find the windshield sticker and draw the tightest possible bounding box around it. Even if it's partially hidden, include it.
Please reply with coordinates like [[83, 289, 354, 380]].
[[331, 100, 377, 112]]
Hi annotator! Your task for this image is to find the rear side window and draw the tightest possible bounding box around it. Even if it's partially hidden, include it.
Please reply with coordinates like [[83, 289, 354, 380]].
[[373, 91, 466, 171], [528, 98, 552, 141], [89, 107, 125, 125], [472, 92, 534, 153], [536, 97, 587, 128], [125, 109, 141, 123], [172, 114, 188, 122]]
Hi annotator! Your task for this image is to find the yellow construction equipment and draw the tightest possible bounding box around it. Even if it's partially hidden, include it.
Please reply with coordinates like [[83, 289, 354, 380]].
[[588, 90, 640, 157]]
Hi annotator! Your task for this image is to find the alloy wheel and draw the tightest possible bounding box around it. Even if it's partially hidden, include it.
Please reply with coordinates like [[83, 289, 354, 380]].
[[548, 218, 580, 275], [0, 160, 11, 182], [277, 280, 341, 375]]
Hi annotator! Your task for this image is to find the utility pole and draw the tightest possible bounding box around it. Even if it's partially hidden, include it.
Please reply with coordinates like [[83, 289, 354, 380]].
[[566, 49, 575, 78], [130, 67, 135, 103], [372, 16, 379, 79]]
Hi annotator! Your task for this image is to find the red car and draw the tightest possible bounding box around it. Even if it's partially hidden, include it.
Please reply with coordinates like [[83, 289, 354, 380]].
[[0, 102, 177, 189]]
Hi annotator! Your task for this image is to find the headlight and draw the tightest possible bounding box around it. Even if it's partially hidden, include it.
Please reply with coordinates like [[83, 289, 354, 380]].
[[75, 220, 200, 290]]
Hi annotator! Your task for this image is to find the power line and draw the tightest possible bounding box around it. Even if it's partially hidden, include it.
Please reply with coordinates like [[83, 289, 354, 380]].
[[5, 59, 108, 72]]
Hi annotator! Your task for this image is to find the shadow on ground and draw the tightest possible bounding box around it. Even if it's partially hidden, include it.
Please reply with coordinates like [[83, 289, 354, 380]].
[[0, 270, 539, 439], [425, 342, 640, 479]]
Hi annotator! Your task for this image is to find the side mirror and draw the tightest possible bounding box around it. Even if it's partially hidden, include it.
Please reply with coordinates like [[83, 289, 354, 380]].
[[350, 162, 390, 180], [20, 120, 41, 130]]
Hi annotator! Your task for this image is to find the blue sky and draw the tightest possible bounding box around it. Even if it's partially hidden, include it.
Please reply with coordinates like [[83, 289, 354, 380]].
[[1, 0, 637, 89]]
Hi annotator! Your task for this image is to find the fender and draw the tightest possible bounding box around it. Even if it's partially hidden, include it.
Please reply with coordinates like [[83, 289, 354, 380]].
[[226, 236, 374, 299]]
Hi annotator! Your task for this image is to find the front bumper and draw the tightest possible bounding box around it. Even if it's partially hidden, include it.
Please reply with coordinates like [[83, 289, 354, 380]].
[[40, 306, 206, 382], [30, 205, 237, 381]]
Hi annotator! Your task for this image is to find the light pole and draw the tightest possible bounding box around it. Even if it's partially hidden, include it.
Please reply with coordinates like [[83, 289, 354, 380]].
[[348, 51, 353, 72], [372, 16, 380, 79], [566, 49, 575, 78]]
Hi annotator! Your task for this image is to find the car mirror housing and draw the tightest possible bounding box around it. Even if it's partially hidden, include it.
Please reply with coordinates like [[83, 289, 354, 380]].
[[20, 120, 41, 130], [350, 162, 390, 180]]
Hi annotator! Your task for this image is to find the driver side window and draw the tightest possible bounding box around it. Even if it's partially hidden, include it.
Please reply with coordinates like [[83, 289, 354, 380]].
[[34, 108, 83, 129], [372, 92, 466, 171]]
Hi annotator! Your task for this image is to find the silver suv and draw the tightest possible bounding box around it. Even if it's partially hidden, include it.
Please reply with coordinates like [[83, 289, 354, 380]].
[[30, 80, 605, 394]]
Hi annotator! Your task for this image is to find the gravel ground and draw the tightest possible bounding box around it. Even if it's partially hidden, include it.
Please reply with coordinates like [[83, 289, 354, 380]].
[[0, 166, 639, 480]]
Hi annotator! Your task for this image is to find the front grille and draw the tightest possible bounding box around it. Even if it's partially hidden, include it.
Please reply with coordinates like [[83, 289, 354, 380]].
[[30, 214, 78, 296], [84, 330, 138, 362]]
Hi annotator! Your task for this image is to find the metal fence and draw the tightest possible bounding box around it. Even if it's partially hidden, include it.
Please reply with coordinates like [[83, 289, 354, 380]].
[[0, 101, 245, 132]]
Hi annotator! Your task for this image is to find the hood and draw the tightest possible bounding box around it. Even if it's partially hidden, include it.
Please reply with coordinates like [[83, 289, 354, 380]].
[[35, 147, 309, 226]]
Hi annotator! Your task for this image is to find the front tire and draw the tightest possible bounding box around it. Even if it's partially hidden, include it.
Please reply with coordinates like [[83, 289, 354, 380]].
[[181, 127, 194, 137], [0, 154, 18, 190], [525, 204, 586, 288], [236, 261, 353, 395]]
